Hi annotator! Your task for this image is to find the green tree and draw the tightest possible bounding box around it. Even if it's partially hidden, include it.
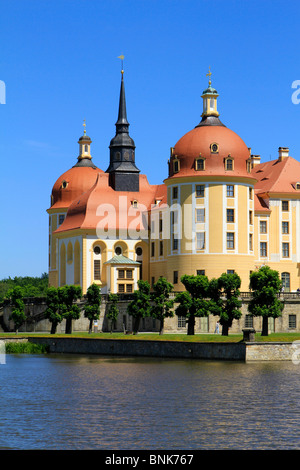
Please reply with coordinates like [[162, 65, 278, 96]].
[[61, 285, 82, 334], [248, 266, 283, 336], [106, 293, 119, 333], [209, 273, 242, 336], [150, 277, 174, 334], [175, 274, 210, 335], [127, 280, 151, 334], [1, 273, 49, 303], [84, 284, 101, 333], [8, 286, 26, 333], [45, 286, 64, 334]]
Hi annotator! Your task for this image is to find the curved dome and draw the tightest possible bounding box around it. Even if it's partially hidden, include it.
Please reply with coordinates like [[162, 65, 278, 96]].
[[169, 124, 252, 179], [50, 165, 103, 210]]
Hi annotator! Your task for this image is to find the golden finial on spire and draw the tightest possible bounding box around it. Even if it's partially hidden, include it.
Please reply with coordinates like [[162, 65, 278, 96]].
[[83, 119, 86, 135], [206, 66, 212, 86], [118, 55, 125, 75]]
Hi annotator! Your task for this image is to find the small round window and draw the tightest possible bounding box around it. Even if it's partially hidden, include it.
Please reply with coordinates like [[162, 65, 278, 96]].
[[94, 246, 101, 255], [115, 246, 122, 255], [136, 247, 143, 256], [211, 143, 219, 153]]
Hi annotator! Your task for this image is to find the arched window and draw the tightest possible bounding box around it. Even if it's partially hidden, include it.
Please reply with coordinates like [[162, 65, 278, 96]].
[[136, 245, 143, 280], [281, 272, 290, 292], [74, 241, 80, 285], [60, 243, 66, 286], [93, 245, 101, 281], [67, 242, 73, 263]]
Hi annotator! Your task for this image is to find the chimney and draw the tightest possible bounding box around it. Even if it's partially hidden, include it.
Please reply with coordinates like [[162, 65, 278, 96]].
[[251, 155, 261, 168], [278, 147, 289, 161]]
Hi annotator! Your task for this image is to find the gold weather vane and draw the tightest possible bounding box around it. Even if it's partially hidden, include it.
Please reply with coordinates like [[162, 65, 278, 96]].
[[83, 119, 86, 135], [206, 66, 212, 86], [118, 55, 125, 75]]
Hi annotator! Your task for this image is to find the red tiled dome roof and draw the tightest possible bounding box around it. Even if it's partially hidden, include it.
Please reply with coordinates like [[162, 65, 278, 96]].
[[50, 165, 103, 210], [169, 124, 253, 179]]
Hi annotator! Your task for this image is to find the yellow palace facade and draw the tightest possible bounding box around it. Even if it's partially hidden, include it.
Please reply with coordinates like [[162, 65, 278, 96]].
[[48, 70, 300, 296]]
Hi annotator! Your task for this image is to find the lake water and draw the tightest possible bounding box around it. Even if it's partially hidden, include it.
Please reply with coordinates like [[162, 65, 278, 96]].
[[0, 354, 299, 450]]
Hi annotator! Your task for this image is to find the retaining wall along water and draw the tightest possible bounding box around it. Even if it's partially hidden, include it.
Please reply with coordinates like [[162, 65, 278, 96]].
[[8, 337, 295, 362]]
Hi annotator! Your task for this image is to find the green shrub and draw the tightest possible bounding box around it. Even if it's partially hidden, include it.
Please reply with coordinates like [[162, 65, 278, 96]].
[[5, 342, 48, 354]]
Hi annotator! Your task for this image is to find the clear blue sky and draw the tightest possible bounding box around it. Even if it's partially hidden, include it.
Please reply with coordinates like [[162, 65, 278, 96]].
[[1, 0, 300, 279]]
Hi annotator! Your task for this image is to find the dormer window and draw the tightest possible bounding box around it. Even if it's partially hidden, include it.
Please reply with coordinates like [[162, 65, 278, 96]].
[[131, 200, 138, 208], [61, 180, 68, 189], [173, 157, 180, 173], [195, 157, 205, 171], [296, 182, 300, 190], [225, 156, 234, 171]]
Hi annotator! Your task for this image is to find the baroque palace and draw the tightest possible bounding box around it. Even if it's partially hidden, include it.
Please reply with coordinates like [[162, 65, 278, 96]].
[[47, 68, 300, 332]]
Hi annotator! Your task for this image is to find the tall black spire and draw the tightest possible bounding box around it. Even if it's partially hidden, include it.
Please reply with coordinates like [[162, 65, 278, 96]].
[[106, 69, 140, 191]]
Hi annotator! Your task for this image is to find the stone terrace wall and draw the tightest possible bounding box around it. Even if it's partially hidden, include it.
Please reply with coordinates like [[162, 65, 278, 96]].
[[2, 293, 300, 334]]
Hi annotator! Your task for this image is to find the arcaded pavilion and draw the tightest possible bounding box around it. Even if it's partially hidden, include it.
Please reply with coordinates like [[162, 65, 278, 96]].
[[47, 69, 300, 297]]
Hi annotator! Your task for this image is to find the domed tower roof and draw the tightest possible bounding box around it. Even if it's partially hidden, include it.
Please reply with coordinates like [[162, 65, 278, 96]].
[[49, 124, 103, 210], [166, 70, 255, 181]]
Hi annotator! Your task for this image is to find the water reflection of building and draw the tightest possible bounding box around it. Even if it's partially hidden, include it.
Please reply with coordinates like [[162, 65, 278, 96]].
[[47, 68, 300, 331]]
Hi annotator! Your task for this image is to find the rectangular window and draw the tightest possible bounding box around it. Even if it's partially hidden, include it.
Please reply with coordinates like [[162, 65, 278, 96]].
[[159, 218, 163, 233], [282, 221, 289, 234], [249, 211, 253, 225], [196, 208, 205, 223], [173, 237, 178, 250], [172, 186, 178, 199], [118, 284, 125, 293], [249, 233, 253, 251], [289, 314, 297, 329], [249, 187, 253, 199], [151, 277, 155, 287], [245, 315, 254, 328], [227, 209, 234, 222], [178, 316, 186, 328], [282, 242, 290, 258], [126, 270, 133, 279], [197, 269, 205, 276], [126, 284, 133, 293], [173, 270, 178, 284], [94, 260, 101, 280], [227, 232, 235, 249], [117, 269, 124, 279], [196, 232, 205, 250], [159, 240, 163, 256], [196, 184, 205, 197], [260, 221, 267, 233], [196, 158, 205, 171], [282, 200, 289, 211], [260, 242, 267, 257], [227, 269, 235, 274], [227, 185, 234, 197], [151, 242, 155, 257]]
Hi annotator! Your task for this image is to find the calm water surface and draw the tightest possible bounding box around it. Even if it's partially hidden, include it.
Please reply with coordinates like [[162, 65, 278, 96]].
[[0, 354, 299, 450]]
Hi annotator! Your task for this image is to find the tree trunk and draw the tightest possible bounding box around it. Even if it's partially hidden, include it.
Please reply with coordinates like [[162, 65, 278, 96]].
[[88, 319, 93, 334], [187, 314, 195, 335], [65, 318, 72, 334], [50, 322, 57, 334], [133, 317, 140, 334], [222, 323, 229, 336], [261, 316, 269, 336], [159, 319, 164, 335]]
